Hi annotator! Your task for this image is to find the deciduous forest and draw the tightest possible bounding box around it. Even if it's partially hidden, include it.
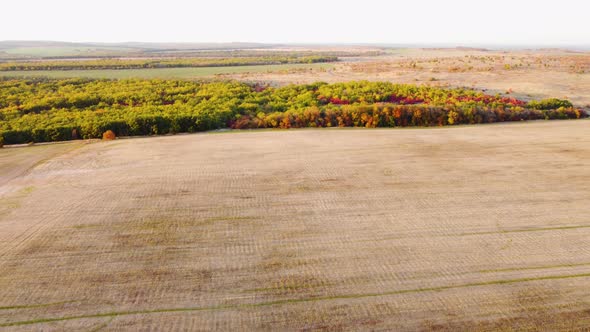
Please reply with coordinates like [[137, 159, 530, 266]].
[[0, 78, 584, 144]]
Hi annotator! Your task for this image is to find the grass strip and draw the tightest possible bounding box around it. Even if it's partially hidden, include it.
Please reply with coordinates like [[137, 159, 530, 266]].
[[0, 300, 79, 311], [458, 224, 590, 236], [479, 262, 590, 273]]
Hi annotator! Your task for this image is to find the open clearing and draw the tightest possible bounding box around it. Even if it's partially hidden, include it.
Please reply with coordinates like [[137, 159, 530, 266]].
[[229, 48, 590, 107], [1, 120, 590, 330]]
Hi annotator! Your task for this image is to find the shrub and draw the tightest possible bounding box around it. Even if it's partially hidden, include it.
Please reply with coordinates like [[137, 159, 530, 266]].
[[2, 130, 33, 145], [528, 98, 573, 110], [448, 111, 459, 125], [102, 130, 116, 140]]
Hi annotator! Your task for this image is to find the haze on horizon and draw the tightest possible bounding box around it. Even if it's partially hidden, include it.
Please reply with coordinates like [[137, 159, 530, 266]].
[[1, 0, 589, 47]]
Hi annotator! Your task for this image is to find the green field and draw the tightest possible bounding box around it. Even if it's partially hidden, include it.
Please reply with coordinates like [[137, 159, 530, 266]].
[[0, 63, 332, 79]]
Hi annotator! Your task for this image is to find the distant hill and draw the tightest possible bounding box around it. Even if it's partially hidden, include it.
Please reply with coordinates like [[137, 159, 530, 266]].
[[1, 41, 588, 60], [0, 40, 99, 49], [112, 42, 276, 50], [0, 41, 281, 59], [0, 40, 276, 51]]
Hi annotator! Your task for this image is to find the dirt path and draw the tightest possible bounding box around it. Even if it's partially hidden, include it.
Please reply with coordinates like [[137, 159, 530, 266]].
[[0, 142, 86, 190], [1, 121, 590, 330]]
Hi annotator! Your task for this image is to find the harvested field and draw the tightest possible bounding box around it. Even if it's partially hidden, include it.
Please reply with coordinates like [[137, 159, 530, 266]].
[[1, 120, 590, 330]]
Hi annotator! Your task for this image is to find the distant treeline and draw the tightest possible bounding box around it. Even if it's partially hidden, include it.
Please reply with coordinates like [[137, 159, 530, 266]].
[[0, 50, 382, 61], [0, 56, 338, 71], [142, 50, 383, 58], [0, 78, 584, 145]]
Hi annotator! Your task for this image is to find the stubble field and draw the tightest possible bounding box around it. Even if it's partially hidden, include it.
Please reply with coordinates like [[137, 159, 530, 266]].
[[1, 120, 590, 330]]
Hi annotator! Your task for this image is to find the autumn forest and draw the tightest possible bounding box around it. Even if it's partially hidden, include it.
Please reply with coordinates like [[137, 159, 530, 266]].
[[0, 78, 584, 145]]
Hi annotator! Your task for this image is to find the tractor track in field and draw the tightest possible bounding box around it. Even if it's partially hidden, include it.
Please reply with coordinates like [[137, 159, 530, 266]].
[[3, 271, 590, 327]]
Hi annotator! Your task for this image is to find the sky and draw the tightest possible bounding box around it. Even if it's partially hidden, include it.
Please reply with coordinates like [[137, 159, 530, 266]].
[[1, 0, 589, 46]]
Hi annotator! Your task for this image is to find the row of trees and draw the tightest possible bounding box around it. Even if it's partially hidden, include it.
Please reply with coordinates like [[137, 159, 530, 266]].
[[230, 105, 583, 129], [0, 56, 337, 71], [0, 78, 585, 144], [527, 98, 573, 110]]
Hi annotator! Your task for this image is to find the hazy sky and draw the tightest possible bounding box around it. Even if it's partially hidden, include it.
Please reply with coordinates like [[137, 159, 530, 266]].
[[1, 0, 588, 45]]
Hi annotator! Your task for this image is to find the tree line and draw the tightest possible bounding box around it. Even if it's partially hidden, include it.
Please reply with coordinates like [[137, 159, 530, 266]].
[[0, 56, 337, 71], [0, 78, 585, 145]]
